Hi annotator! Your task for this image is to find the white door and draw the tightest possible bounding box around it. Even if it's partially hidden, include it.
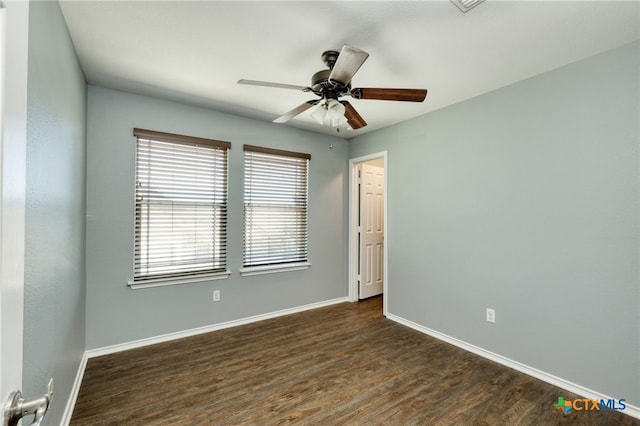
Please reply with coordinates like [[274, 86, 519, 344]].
[[1, 2, 27, 419], [359, 164, 384, 299]]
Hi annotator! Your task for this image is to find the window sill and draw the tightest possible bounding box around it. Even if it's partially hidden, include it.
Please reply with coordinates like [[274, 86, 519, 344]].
[[239, 262, 311, 277], [128, 270, 231, 289]]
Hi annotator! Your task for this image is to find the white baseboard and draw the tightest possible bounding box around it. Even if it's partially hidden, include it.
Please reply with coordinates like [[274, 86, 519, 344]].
[[86, 297, 350, 358], [60, 351, 88, 426], [386, 313, 640, 420]]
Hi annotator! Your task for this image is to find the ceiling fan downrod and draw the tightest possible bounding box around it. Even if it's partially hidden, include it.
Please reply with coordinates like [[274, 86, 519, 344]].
[[321, 50, 340, 69]]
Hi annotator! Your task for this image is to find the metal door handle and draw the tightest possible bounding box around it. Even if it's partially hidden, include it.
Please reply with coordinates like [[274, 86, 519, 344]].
[[3, 389, 50, 426]]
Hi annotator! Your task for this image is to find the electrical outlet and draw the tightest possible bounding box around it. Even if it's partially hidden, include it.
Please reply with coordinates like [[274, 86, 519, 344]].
[[213, 290, 220, 302], [486, 308, 495, 323]]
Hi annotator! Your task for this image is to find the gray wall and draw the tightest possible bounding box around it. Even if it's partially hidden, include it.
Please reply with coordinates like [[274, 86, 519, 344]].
[[23, 1, 87, 425], [85, 87, 348, 349], [349, 41, 640, 405]]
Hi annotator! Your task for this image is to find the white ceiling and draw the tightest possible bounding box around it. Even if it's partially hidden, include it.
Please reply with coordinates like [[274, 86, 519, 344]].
[[59, 1, 640, 138]]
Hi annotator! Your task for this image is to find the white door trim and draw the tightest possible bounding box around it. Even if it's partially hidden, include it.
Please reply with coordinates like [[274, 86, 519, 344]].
[[348, 151, 388, 316], [0, 0, 29, 415]]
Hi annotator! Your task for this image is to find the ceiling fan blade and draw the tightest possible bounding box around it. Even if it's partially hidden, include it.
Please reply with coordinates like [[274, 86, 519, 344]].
[[342, 101, 367, 129], [328, 45, 369, 85], [351, 88, 427, 102], [273, 100, 319, 123], [238, 79, 310, 92]]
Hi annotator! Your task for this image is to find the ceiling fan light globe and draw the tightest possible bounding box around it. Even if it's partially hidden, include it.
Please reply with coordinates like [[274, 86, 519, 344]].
[[327, 99, 345, 119], [311, 103, 327, 125]]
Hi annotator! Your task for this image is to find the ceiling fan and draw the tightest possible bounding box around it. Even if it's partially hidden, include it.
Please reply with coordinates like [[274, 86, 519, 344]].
[[238, 45, 428, 130]]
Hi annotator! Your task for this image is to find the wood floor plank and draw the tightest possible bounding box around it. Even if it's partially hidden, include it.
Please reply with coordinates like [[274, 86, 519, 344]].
[[71, 297, 637, 425]]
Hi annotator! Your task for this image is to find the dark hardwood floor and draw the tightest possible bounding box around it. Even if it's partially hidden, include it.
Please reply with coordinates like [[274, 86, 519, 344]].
[[71, 296, 637, 425]]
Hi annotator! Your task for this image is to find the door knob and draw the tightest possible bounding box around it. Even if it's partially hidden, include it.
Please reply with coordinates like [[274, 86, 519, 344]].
[[3, 388, 51, 426]]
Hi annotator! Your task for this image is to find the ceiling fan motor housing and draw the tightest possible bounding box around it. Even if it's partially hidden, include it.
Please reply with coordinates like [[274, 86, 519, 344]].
[[311, 69, 350, 98], [310, 49, 353, 98]]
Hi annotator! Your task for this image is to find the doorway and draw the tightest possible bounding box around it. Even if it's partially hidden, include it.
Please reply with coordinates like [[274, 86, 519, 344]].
[[348, 152, 387, 316]]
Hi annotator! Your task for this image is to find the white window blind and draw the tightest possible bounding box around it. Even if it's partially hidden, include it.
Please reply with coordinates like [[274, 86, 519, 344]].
[[133, 128, 230, 283], [243, 145, 310, 268]]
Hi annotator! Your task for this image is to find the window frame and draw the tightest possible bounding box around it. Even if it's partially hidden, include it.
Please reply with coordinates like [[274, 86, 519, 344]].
[[129, 128, 231, 289], [240, 144, 311, 276]]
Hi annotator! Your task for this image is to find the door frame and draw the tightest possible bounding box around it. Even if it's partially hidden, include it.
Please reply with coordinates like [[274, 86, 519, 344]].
[[1, 0, 28, 414], [348, 151, 388, 315]]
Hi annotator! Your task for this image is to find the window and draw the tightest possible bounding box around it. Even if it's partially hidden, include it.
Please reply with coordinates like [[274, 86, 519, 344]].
[[242, 145, 310, 275], [131, 128, 230, 288]]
